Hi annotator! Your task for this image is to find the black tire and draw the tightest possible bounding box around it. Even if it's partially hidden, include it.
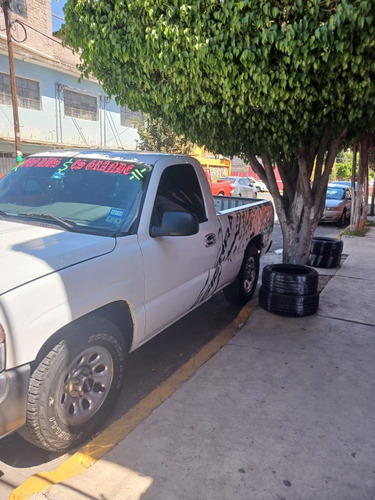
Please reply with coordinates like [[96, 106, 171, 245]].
[[338, 208, 347, 227], [18, 317, 127, 452], [310, 237, 343, 256], [259, 286, 319, 317], [262, 264, 319, 296], [223, 245, 259, 305], [307, 253, 342, 269]]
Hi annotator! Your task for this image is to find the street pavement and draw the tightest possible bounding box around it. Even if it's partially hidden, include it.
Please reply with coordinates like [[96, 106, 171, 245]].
[[24, 220, 375, 500]]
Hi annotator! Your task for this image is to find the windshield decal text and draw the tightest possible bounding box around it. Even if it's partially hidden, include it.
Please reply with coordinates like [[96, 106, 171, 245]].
[[16, 157, 140, 177]]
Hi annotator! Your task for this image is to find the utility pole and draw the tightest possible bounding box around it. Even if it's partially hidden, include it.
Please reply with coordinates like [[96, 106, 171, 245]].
[[1, 0, 22, 161]]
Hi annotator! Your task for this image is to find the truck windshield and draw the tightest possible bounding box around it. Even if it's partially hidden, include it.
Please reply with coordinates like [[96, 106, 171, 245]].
[[0, 155, 152, 235]]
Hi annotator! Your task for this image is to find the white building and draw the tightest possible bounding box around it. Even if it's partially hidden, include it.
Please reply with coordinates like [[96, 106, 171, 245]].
[[0, 0, 141, 174]]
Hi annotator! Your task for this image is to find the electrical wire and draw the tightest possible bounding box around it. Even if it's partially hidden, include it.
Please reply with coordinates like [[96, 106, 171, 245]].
[[16, 19, 63, 44], [10, 19, 26, 43]]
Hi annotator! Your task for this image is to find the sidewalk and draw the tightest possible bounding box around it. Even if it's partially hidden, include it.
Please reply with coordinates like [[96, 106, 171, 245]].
[[31, 225, 375, 500]]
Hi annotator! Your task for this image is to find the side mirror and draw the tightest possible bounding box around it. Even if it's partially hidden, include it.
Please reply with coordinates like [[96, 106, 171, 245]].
[[150, 211, 199, 237]]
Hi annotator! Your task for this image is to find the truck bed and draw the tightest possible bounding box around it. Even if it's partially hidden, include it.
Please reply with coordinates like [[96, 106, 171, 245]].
[[213, 195, 271, 214]]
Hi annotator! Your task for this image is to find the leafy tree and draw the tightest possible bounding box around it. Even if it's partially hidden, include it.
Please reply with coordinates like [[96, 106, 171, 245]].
[[335, 150, 347, 164], [63, 0, 375, 264], [335, 162, 353, 179], [332, 149, 353, 180], [135, 114, 195, 154]]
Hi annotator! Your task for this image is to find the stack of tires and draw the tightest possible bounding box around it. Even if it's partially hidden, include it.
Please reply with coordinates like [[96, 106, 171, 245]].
[[259, 264, 320, 317], [307, 237, 344, 268]]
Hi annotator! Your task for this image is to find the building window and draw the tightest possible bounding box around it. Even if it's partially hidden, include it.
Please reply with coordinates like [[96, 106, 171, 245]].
[[10, 0, 27, 17], [120, 105, 142, 127], [64, 89, 98, 121], [0, 73, 41, 110]]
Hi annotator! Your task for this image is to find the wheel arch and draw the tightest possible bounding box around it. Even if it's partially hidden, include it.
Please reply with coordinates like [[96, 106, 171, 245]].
[[247, 235, 262, 254], [31, 301, 134, 373]]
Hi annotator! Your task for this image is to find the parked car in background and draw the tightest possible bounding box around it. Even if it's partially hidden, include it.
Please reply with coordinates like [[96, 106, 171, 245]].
[[330, 180, 358, 192], [218, 176, 257, 198], [248, 176, 268, 192], [204, 170, 233, 196], [321, 184, 352, 226]]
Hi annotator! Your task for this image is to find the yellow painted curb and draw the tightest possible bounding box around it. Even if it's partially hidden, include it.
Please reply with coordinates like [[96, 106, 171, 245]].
[[9, 304, 252, 500]]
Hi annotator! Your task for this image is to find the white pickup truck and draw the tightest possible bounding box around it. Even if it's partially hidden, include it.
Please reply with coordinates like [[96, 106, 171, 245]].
[[0, 150, 274, 451]]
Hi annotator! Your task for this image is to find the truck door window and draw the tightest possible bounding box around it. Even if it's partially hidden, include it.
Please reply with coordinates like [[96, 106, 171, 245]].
[[152, 164, 207, 226]]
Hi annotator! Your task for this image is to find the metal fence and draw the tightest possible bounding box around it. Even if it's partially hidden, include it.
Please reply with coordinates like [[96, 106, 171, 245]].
[[0, 155, 15, 176]]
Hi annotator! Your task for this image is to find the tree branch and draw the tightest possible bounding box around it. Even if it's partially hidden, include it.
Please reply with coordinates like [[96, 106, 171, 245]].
[[312, 127, 331, 191]]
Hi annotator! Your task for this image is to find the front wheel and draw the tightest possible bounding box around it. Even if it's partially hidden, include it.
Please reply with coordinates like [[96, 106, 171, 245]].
[[223, 245, 259, 305], [18, 317, 128, 452]]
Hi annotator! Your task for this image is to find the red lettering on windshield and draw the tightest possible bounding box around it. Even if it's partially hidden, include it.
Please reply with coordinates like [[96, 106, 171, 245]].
[[15, 157, 142, 177], [71, 159, 87, 170], [22, 157, 62, 168]]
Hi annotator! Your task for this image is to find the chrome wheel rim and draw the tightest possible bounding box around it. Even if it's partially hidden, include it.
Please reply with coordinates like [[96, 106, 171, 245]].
[[243, 256, 256, 293], [57, 346, 114, 426]]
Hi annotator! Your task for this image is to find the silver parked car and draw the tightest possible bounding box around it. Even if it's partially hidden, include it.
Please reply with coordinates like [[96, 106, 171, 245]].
[[330, 180, 358, 192], [248, 176, 268, 192], [218, 176, 257, 198], [321, 184, 352, 225]]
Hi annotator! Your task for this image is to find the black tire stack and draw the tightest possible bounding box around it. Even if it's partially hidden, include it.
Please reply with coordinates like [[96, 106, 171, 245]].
[[259, 264, 320, 317], [307, 237, 344, 268]]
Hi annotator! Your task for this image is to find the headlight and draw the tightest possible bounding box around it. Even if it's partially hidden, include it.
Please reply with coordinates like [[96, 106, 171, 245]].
[[0, 324, 5, 372]]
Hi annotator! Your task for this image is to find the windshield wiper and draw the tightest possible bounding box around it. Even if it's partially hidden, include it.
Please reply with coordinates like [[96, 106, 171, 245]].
[[16, 213, 78, 231]]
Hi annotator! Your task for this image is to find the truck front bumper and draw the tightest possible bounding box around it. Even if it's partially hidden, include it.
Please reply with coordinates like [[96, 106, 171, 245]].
[[0, 364, 30, 438]]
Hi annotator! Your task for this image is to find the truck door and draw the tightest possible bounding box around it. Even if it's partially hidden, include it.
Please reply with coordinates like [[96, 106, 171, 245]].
[[139, 163, 220, 339]]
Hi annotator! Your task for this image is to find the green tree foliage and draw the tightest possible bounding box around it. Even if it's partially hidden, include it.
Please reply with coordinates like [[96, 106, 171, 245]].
[[63, 0, 375, 263], [334, 150, 353, 179], [335, 162, 353, 179], [135, 114, 195, 154]]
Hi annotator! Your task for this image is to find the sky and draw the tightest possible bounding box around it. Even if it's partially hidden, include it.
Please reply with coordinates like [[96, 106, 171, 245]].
[[51, 0, 67, 32]]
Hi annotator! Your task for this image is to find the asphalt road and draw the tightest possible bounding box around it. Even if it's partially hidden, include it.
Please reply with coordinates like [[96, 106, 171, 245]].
[[0, 197, 349, 499]]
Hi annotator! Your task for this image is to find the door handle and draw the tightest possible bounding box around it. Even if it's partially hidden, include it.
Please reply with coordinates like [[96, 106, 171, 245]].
[[205, 233, 216, 247]]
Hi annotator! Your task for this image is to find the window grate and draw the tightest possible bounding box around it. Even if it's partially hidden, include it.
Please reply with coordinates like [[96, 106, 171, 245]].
[[120, 105, 142, 127], [64, 89, 98, 121], [0, 73, 41, 110]]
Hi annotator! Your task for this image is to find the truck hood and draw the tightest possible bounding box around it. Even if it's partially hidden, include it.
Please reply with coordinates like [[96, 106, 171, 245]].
[[0, 221, 116, 294]]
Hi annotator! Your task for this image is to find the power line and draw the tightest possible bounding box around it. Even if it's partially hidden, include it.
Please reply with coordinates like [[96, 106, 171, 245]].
[[52, 13, 64, 22], [17, 19, 63, 44]]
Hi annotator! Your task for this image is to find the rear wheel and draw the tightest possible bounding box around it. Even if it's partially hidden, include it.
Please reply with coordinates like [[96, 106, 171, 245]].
[[223, 245, 259, 305], [18, 317, 127, 452]]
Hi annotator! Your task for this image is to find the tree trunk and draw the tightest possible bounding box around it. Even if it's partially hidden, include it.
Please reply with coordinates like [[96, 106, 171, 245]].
[[351, 138, 368, 231], [349, 144, 357, 229], [246, 129, 346, 264], [279, 201, 318, 265]]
